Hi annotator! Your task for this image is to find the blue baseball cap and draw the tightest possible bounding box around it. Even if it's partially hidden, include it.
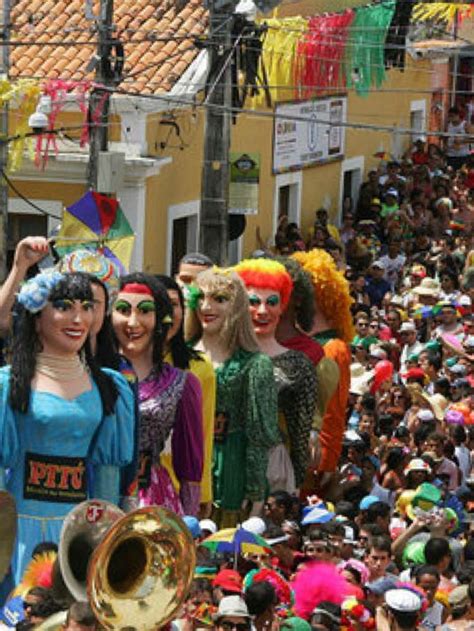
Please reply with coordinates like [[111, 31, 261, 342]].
[[366, 576, 398, 596], [183, 516, 202, 539], [359, 495, 379, 511]]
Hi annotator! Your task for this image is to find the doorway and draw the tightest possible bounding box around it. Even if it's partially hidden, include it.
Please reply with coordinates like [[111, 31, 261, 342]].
[[410, 99, 427, 142], [273, 171, 302, 238], [167, 201, 199, 275], [339, 156, 364, 224]]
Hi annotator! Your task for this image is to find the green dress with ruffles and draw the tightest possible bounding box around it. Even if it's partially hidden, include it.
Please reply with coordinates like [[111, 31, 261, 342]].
[[212, 348, 279, 513]]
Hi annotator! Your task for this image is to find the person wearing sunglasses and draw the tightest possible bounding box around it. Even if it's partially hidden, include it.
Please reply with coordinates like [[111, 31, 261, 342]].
[[213, 596, 252, 631], [302, 531, 333, 563]]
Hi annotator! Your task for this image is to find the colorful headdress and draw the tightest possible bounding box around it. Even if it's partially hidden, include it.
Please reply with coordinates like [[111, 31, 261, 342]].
[[191, 602, 217, 626], [234, 258, 293, 311], [58, 248, 120, 309], [13, 551, 56, 597], [292, 249, 354, 342], [341, 597, 375, 630], [338, 559, 370, 586], [244, 568, 294, 614], [291, 562, 350, 620], [17, 269, 64, 313]]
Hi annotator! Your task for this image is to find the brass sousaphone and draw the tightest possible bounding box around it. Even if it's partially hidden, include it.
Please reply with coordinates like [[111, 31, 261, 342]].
[[87, 506, 196, 630], [59, 499, 125, 601]]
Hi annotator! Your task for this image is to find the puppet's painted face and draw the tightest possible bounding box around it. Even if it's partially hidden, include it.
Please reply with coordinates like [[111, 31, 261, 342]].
[[112, 292, 156, 359], [196, 286, 232, 335], [246, 286, 283, 338], [36, 298, 94, 355]]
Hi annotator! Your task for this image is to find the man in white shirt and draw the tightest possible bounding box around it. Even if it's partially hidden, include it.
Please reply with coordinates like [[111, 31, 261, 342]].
[[380, 239, 406, 292], [399, 321, 423, 372], [452, 425, 471, 483]]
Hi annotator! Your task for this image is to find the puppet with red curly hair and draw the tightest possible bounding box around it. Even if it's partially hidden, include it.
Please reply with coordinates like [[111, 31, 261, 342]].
[[292, 249, 354, 490], [234, 259, 317, 491]]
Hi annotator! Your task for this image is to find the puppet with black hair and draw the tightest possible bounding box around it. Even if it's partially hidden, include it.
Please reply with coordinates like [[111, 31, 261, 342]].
[[156, 274, 216, 516], [113, 273, 204, 516], [0, 271, 134, 584]]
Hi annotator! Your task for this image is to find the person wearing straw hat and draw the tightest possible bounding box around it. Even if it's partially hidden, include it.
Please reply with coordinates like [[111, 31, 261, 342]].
[[350, 363, 374, 398], [412, 278, 440, 307], [212, 596, 252, 631]]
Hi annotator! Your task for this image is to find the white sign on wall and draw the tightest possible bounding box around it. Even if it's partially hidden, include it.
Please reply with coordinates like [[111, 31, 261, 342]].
[[273, 96, 347, 174]]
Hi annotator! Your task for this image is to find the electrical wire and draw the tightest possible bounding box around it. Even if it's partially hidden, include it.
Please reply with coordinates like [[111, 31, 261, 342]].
[[104, 83, 474, 139], [1, 168, 62, 219], [7, 37, 474, 86]]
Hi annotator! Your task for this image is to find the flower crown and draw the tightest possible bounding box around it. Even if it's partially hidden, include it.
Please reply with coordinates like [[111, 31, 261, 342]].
[[341, 597, 375, 630], [17, 269, 64, 313]]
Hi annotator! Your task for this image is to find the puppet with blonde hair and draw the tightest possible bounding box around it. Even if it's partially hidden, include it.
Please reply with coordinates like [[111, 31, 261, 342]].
[[234, 258, 317, 491], [186, 267, 279, 525], [292, 249, 354, 491]]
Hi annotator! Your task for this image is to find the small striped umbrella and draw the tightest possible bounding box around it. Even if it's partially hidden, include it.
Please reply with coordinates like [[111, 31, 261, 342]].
[[200, 527, 272, 556]]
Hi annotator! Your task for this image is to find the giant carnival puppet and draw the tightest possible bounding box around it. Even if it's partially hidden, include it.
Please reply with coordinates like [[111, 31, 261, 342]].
[[234, 259, 318, 492], [112, 273, 204, 516], [156, 274, 216, 517], [292, 249, 354, 494], [0, 270, 135, 584], [185, 267, 280, 526], [274, 257, 325, 366]]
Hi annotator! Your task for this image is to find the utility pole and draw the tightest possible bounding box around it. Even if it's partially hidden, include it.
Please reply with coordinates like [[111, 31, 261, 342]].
[[199, 2, 233, 266], [87, 0, 114, 190], [0, 0, 10, 280]]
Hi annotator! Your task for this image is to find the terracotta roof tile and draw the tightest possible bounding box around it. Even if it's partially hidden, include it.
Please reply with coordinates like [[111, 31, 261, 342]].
[[10, 0, 209, 93]]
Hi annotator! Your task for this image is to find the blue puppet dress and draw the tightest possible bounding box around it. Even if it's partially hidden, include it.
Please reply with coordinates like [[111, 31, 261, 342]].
[[0, 366, 135, 584]]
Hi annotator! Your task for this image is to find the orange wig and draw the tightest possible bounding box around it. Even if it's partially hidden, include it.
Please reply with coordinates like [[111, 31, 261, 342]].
[[292, 249, 354, 343], [234, 258, 293, 311]]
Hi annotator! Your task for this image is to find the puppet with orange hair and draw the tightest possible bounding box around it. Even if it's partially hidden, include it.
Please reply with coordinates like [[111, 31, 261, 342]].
[[234, 258, 317, 491], [292, 249, 354, 491]]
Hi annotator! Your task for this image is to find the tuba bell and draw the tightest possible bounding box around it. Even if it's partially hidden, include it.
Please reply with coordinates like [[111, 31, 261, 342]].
[[59, 499, 125, 601], [87, 506, 196, 631]]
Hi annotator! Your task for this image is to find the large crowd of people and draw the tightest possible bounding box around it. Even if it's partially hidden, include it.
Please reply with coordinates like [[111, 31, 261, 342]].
[[1, 134, 474, 630]]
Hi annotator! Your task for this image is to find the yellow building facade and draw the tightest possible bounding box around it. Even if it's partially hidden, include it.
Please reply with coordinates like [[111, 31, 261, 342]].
[[137, 52, 438, 273], [7, 34, 449, 275]]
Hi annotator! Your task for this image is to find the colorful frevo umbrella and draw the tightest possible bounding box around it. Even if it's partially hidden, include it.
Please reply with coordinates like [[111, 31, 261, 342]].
[[55, 191, 135, 273], [201, 527, 272, 557]]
